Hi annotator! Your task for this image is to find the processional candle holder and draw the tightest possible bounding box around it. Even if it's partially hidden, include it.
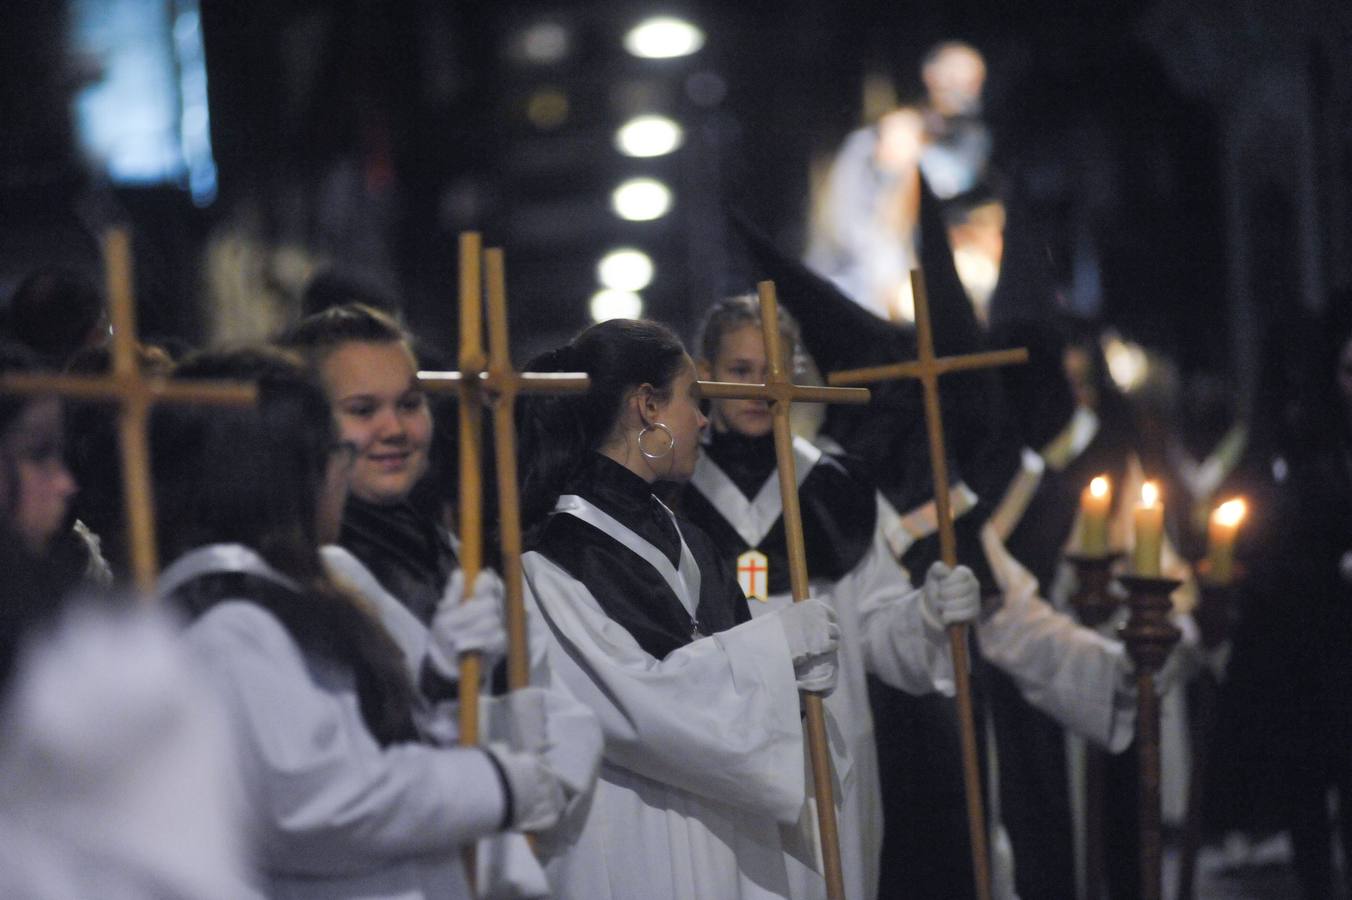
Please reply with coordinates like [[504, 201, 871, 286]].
[[1117, 574, 1183, 900], [1066, 552, 1123, 900]]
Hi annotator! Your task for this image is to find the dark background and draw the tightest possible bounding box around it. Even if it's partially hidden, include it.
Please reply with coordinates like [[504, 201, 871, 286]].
[[2, 0, 1349, 394]]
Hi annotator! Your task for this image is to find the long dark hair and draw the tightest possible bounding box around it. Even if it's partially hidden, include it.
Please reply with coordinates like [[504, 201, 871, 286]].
[[517, 318, 687, 528], [276, 301, 412, 366], [152, 346, 417, 745], [0, 340, 77, 693]]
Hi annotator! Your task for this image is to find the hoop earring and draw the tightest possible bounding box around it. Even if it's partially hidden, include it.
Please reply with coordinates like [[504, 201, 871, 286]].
[[637, 422, 675, 461]]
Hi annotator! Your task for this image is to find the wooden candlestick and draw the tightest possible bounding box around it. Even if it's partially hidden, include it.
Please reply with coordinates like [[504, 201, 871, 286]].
[[1118, 574, 1182, 900], [1066, 552, 1122, 629], [1066, 552, 1123, 899], [1175, 575, 1241, 900]]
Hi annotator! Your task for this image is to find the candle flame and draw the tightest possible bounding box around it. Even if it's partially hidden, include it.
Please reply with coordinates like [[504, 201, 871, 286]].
[[1141, 481, 1159, 507], [1090, 475, 1110, 498], [1214, 497, 1247, 527]]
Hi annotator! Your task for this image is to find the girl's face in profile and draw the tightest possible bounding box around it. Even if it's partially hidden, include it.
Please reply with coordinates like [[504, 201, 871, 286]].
[[646, 356, 708, 483], [1, 398, 77, 553]]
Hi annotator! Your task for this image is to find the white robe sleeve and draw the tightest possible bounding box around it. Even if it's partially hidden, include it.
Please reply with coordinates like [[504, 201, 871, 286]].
[[976, 524, 1134, 752], [185, 602, 508, 877], [851, 531, 956, 696], [523, 551, 807, 824]]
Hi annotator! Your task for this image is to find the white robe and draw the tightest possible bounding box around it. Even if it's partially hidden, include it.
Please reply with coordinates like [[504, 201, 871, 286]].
[[321, 544, 605, 896], [162, 544, 510, 900], [522, 497, 808, 900], [690, 437, 955, 900], [0, 604, 251, 900]]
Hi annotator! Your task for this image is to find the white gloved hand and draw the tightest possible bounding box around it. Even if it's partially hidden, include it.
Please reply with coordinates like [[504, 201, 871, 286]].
[[486, 746, 567, 833], [426, 569, 508, 680], [794, 653, 839, 696], [921, 561, 980, 633], [776, 597, 841, 696], [776, 596, 841, 663], [505, 686, 549, 755]]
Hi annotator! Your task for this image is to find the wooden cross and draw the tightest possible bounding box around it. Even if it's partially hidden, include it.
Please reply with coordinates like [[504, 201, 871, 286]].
[[416, 232, 589, 739], [828, 268, 1029, 900], [698, 279, 870, 900], [0, 227, 256, 594]]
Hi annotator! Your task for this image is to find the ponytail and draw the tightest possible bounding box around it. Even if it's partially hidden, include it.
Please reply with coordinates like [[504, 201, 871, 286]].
[[517, 319, 687, 528]]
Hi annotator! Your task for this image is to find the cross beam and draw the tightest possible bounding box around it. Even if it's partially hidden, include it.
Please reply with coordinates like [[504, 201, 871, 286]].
[[0, 228, 256, 594], [698, 280, 869, 900], [829, 267, 1029, 900]]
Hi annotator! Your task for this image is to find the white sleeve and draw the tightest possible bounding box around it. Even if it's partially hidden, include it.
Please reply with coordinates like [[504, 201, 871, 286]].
[[523, 552, 806, 824], [852, 532, 956, 696], [976, 524, 1133, 752], [185, 602, 507, 877]]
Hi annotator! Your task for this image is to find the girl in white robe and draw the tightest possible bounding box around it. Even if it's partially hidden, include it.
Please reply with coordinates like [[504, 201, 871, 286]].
[[515, 318, 843, 900], [677, 295, 982, 900], [152, 347, 574, 899]]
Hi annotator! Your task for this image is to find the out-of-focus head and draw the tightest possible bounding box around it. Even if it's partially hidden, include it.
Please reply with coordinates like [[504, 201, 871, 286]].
[[280, 304, 431, 506], [152, 346, 340, 572], [875, 106, 927, 174], [696, 294, 802, 439], [0, 341, 77, 554], [921, 41, 986, 118], [3, 266, 108, 366]]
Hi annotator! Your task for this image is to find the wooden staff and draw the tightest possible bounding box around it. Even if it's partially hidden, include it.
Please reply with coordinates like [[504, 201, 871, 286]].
[[0, 227, 255, 595], [1118, 574, 1182, 900], [1066, 552, 1123, 900], [698, 280, 870, 900], [481, 247, 589, 690], [417, 234, 592, 717], [417, 236, 588, 885], [829, 268, 1029, 900]]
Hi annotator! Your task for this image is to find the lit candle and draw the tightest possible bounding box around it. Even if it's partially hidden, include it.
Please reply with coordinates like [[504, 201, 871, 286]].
[[1205, 497, 1247, 584], [1132, 481, 1164, 577], [1080, 474, 1112, 556]]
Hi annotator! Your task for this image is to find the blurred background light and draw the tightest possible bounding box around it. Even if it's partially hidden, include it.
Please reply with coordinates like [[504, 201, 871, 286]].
[[623, 17, 705, 60], [525, 87, 570, 129], [511, 20, 571, 65], [611, 177, 672, 221], [614, 114, 684, 157], [589, 288, 644, 322], [597, 248, 654, 291]]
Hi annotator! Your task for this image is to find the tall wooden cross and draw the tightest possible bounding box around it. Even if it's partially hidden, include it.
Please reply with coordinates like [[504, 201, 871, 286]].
[[828, 268, 1029, 900], [698, 279, 870, 900], [416, 232, 589, 737], [0, 227, 256, 594]]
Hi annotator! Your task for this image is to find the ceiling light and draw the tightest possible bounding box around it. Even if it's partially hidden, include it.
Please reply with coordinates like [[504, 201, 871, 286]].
[[611, 178, 672, 221], [615, 115, 683, 157], [624, 17, 705, 59], [590, 289, 644, 322], [597, 248, 654, 291]]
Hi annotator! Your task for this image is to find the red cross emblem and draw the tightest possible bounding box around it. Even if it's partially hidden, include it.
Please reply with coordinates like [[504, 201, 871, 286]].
[[737, 549, 770, 602]]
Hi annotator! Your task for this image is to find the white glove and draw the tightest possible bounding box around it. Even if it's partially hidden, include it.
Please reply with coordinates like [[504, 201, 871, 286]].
[[486, 746, 567, 833], [921, 561, 980, 633], [505, 686, 549, 755], [776, 597, 841, 696], [776, 596, 841, 663], [426, 569, 508, 679]]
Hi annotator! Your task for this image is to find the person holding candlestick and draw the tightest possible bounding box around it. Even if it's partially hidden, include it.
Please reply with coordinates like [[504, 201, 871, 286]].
[[738, 218, 1200, 899]]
